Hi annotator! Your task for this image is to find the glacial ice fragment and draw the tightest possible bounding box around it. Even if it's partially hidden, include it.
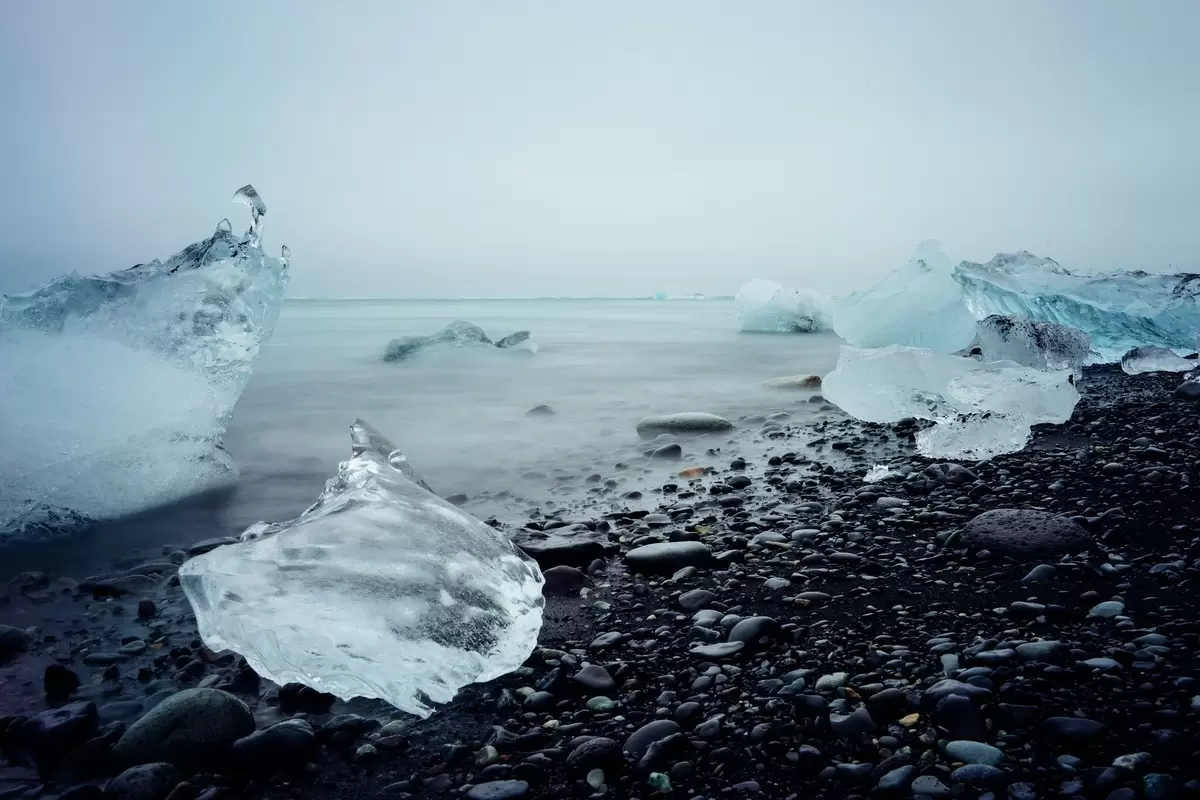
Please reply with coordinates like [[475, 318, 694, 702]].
[[179, 419, 545, 717], [735, 279, 833, 333], [975, 315, 1090, 373], [954, 252, 1200, 360], [822, 345, 1078, 460], [833, 241, 976, 352], [1121, 346, 1194, 375], [383, 321, 538, 362], [0, 185, 287, 540]]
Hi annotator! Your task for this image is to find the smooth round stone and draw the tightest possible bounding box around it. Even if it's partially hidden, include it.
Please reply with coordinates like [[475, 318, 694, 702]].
[[1088, 600, 1125, 618], [119, 640, 148, 656], [951, 764, 1007, 787], [466, 780, 530, 800], [727, 616, 781, 644], [586, 696, 617, 712], [945, 740, 1004, 766], [626, 542, 713, 574], [911, 774, 952, 797], [689, 641, 744, 658], [622, 720, 681, 760], [815, 672, 848, 692], [961, 509, 1090, 557], [572, 665, 615, 694]]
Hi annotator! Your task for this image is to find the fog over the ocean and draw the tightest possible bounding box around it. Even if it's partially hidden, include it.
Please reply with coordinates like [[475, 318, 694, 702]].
[[1, 1, 1197, 298]]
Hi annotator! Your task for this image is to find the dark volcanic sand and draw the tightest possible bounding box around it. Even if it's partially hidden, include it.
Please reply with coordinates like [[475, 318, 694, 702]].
[[2, 364, 1199, 800]]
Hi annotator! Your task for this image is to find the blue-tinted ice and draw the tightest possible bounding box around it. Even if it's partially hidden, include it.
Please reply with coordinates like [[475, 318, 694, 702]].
[[954, 252, 1200, 360], [0, 186, 288, 539], [180, 419, 545, 717]]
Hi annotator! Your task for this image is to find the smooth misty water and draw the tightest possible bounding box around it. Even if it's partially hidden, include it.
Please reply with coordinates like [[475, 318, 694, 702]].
[[4, 298, 842, 577]]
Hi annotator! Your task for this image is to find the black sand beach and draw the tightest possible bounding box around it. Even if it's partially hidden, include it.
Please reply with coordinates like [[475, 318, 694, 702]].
[[2, 365, 1198, 800]]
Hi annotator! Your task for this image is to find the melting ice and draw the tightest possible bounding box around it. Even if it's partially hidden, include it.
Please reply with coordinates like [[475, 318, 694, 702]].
[[822, 344, 1079, 461], [179, 419, 545, 717], [833, 240, 977, 352], [0, 186, 287, 539]]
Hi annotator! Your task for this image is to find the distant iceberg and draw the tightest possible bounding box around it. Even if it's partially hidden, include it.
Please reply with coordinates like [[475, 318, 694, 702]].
[[735, 279, 833, 333], [180, 419, 544, 717], [954, 252, 1200, 360], [0, 185, 287, 540], [833, 240, 976, 352], [383, 321, 538, 362]]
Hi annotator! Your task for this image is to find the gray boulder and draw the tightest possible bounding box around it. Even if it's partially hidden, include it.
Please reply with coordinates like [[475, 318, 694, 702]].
[[626, 542, 713, 574], [636, 413, 735, 438], [961, 509, 1090, 557], [112, 688, 255, 768], [512, 525, 614, 568]]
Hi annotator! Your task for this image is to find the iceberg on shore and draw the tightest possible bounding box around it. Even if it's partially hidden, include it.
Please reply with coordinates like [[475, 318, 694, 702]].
[[735, 279, 833, 333], [179, 419, 545, 717], [1121, 345, 1195, 375], [383, 321, 538, 361], [975, 314, 1090, 373], [0, 185, 287, 540], [833, 240, 976, 352], [954, 252, 1200, 359], [822, 345, 1078, 460]]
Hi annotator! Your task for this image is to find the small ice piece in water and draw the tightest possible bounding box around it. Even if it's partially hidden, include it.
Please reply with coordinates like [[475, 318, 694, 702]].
[[0, 186, 287, 540], [735, 279, 833, 333], [975, 315, 1090, 372], [954, 251, 1200, 360], [1121, 346, 1194, 375], [822, 345, 1078, 460], [864, 464, 894, 483], [833, 240, 976, 352], [383, 321, 537, 362], [179, 419, 545, 717]]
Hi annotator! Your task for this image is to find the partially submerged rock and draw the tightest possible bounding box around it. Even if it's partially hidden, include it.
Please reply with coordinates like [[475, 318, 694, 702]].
[[636, 413, 735, 439], [763, 375, 822, 391]]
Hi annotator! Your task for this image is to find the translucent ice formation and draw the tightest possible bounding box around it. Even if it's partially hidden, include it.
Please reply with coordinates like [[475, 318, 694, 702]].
[[954, 252, 1200, 360], [0, 186, 287, 539], [735, 279, 833, 333], [383, 321, 538, 361], [179, 419, 545, 717], [822, 345, 1078, 460], [833, 241, 976, 352], [975, 315, 1090, 373], [1121, 346, 1195, 375]]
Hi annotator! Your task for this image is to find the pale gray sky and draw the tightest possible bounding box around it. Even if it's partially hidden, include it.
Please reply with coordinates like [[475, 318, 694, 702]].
[[1, 1, 1197, 298]]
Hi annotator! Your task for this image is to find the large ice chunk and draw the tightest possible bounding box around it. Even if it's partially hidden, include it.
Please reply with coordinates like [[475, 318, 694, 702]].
[[822, 345, 1078, 460], [179, 420, 545, 717], [1121, 346, 1195, 375], [954, 252, 1200, 360], [0, 186, 287, 540], [735, 279, 833, 333], [975, 315, 1090, 372], [833, 241, 976, 352]]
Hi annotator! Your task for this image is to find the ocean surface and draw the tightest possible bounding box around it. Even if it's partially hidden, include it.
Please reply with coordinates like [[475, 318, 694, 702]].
[[5, 298, 842, 577]]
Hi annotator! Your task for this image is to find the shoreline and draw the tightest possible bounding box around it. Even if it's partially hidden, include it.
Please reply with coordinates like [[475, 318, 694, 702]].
[[2, 364, 1198, 799]]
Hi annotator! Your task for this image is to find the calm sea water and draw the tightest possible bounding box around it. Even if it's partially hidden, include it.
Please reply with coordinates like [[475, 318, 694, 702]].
[[6, 298, 841, 576]]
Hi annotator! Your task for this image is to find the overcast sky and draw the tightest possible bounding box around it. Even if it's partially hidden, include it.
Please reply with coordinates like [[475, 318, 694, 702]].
[[1, 1, 1197, 298]]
